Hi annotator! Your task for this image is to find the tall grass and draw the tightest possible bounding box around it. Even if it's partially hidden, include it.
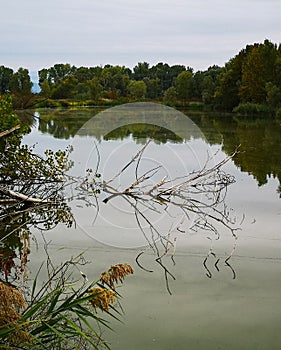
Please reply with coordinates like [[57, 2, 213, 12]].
[[0, 254, 133, 349]]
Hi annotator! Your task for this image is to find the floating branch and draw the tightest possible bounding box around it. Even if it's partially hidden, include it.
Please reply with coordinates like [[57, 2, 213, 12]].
[[75, 141, 241, 293]]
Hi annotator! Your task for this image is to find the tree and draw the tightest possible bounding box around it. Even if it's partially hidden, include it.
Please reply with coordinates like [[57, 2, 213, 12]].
[[266, 82, 281, 109], [88, 77, 102, 100], [38, 64, 77, 86], [0, 66, 13, 94], [40, 79, 52, 98], [133, 62, 150, 80], [128, 80, 147, 99], [150, 63, 171, 92], [214, 49, 247, 111], [73, 66, 92, 82], [51, 76, 78, 99], [175, 70, 193, 101], [144, 77, 161, 99], [100, 65, 130, 98], [49, 63, 77, 84], [163, 86, 177, 104], [9, 68, 32, 94], [239, 40, 278, 103]]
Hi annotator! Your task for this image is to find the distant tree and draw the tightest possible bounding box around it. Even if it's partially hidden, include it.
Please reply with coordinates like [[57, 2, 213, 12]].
[[274, 58, 281, 88], [73, 67, 92, 82], [128, 80, 146, 99], [175, 70, 193, 101], [74, 82, 90, 100], [214, 49, 247, 111], [0, 66, 13, 94], [39, 64, 76, 86], [266, 82, 281, 109], [40, 79, 52, 98], [239, 40, 278, 103], [38, 68, 50, 86], [88, 77, 102, 100], [9, 68, 32, 93], [144, 78, 161, 99], [51, 76, 78, 99], [150, 63, 172, 92], [133, 62, 150, 80], [201, 76, 215, 104], [170, 65, 187, 83], [163, 86, 177, 104], [201, 68, 220, 103], [190, 71, 204, 100], [100, 66, 130, 98]]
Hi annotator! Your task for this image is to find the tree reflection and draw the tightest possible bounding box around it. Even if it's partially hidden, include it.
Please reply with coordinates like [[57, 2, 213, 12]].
[[188, 113, 281, 192], [104, 123, 183, 144], [30, 108, 281, 193], [37, 108, 104, 139]]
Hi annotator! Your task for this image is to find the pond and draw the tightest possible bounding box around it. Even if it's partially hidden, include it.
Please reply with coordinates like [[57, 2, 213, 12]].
[[20, 103, 281, 349]]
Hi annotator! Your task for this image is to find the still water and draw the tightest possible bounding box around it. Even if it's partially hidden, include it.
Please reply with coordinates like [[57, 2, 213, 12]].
[[22, 103, 281, 350]]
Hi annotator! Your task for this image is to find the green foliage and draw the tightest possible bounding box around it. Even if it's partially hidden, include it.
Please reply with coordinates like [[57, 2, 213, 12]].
[[175, 70, 193, 101], [0, 65, 13, 94], [0, 95, 19, 131], [51, 76, 79, 99], [265, 82, 281, 109], [239, 41, 277, 103], [0, 95, 74, 282], [143, 77, 161, 99], [133, 62, 150, 80], [163, 86, 177, 104], [233, 102, 272, 116], [1, 39, 281, 111], [9, 68, 32, 94], [40, 79, 52, 98], [88, 77, 102, 100], [214, 53, 245, 111], [0, 95, 31, 148], [128, 80, 146, 99], [216, 39, 281, 112], [42, 63, 77, 85], [100, 66, 130, 98]]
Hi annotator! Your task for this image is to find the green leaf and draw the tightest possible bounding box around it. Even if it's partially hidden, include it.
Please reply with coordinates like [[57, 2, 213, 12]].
[[31, 261, 44, 300], [46, 288, 62, 314], [61, 315, 102, 350], [20, 294, 51, 322]]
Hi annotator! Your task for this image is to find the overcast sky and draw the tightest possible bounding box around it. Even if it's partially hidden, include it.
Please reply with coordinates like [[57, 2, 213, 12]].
[[1, 0, 280, 74]]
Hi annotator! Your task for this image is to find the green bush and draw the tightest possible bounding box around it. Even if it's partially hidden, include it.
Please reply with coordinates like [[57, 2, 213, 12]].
[[233, 103, 271, 116]]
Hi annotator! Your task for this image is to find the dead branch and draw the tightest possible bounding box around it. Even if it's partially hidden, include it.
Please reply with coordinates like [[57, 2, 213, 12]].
[[0, 125, 20, 138], [0, 185, 52, 203]]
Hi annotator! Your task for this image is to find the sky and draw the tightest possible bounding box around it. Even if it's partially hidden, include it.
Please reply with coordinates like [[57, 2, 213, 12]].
[[1, 0, 281, 75]]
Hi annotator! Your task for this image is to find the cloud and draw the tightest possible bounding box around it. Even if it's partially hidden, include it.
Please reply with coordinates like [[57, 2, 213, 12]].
[[1, 0, 280, 71]]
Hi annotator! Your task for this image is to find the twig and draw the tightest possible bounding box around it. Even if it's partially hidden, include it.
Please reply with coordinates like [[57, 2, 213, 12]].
[[135, 252, 153, 273]]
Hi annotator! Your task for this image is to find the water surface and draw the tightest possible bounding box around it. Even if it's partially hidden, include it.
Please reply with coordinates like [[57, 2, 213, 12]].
[[22, 103, 281, 349]]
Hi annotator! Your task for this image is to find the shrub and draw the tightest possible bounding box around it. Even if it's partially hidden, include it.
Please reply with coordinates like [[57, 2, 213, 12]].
[[233, 103, 272, 116]]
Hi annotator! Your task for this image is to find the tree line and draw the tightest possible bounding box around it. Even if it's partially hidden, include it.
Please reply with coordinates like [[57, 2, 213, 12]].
[[1, 39, 281, 114]]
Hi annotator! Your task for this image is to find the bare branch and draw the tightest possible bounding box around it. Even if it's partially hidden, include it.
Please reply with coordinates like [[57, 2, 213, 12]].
[[0, 125, 20, 138], [0, 185, 52, 203]]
